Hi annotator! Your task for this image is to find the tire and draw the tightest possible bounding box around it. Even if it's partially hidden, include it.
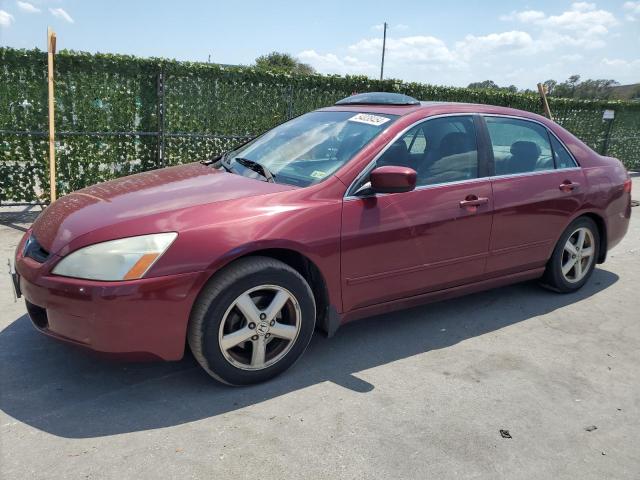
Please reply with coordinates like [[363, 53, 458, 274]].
[[188, 256, 316, 385], [541, 216, 600, 293]]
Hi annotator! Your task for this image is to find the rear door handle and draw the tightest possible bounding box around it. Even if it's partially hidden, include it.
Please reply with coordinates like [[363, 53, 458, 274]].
[[460, 196, 489, 208], [559, 181, 580, 192]]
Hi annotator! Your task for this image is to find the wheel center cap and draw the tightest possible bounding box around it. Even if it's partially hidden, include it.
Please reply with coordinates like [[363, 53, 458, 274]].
[[256, 320, 270, 336]]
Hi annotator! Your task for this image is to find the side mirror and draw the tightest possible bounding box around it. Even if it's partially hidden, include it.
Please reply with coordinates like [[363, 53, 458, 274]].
[[369, 166, 417, 194]]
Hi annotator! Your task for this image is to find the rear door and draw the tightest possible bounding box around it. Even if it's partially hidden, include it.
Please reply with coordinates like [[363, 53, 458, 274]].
[[483, 115, 586, 276], [340, 115, 494, 312]]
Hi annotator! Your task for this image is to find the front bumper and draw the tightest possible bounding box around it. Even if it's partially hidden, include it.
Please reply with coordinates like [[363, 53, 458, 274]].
[[16, 253, 205, 361]]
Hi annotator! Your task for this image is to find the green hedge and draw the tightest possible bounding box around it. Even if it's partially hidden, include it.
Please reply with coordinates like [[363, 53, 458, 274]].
[[1, 47, 639, 202]]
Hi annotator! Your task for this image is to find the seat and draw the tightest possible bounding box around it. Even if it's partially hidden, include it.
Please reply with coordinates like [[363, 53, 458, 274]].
[[336, 133, 367, 163], [377, 140, 410, 168], [508, 141, 540, 173], [438, 132, 473, 158], [420, 131, 477, 183]]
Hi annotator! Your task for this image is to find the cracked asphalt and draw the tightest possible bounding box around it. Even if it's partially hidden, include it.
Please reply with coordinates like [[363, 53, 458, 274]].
[[1, 176, 638, 479]]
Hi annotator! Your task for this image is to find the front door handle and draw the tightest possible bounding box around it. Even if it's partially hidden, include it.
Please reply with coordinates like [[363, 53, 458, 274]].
[[460, 196, 489, 208], [559, 181, 580, 192]]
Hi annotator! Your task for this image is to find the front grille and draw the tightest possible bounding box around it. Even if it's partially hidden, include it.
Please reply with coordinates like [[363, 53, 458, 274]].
[[25, 300, 48, 329], [23, 234, 50, 263]]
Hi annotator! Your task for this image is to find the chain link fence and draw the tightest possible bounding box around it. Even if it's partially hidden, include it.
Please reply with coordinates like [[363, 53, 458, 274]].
[[2, 48, 639, 203]]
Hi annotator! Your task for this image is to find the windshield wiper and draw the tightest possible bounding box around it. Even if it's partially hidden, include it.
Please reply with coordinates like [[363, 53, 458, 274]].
[[219, 154, 233, 173], [200, 152, 235, 173], [234, 157, 276, 183]]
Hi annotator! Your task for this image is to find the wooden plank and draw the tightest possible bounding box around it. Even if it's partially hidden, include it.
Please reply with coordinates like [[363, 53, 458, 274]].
[[537, 82, 553, 121], [47, 27, 57, 203]]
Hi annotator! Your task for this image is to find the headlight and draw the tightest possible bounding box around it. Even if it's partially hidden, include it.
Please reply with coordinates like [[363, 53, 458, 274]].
[[52, 232, 177, 281]]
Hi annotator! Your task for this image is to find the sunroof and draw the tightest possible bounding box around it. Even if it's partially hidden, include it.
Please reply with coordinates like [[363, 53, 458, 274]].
[[335, 92, 420, 106]]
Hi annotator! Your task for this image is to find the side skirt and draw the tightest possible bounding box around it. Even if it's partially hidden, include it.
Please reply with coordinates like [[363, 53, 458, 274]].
[[337, 267, 545, 327]]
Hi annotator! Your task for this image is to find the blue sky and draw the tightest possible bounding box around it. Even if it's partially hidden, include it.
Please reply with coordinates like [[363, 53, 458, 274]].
[[1, 0, 639, 88]]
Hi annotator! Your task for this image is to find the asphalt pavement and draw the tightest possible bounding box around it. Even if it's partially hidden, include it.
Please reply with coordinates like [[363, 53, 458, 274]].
[[1, 178, 639, 479]]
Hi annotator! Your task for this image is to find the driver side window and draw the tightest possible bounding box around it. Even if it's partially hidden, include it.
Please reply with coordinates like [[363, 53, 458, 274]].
[[375, 115, 479, 187]]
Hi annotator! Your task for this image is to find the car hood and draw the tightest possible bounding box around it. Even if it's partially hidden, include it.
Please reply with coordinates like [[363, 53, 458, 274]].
[[31, 162, 297, 255]]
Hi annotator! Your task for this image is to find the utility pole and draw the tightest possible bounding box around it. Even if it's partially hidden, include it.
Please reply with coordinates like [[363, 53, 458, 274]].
[[380, 22, 387, 81]]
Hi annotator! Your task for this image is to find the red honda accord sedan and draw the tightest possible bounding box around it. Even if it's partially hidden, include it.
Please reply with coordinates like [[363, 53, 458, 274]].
[[12, 92, 631, 385]]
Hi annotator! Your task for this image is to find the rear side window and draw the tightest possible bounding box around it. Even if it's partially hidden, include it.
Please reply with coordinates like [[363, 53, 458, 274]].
[[485, 117, 553, 175], [550, 134, 577, 169], [376, 115, 478, 186]]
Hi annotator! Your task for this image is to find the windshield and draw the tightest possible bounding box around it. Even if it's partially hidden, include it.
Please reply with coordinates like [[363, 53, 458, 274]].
[[225, 111, 398, 187]]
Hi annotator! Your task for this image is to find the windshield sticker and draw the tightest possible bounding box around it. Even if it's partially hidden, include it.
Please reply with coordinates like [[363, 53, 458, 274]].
[[348, 113, 391, 126], [310, 170, 327, 179]]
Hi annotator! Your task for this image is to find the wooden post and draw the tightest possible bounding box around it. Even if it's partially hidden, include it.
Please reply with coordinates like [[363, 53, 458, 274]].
[[156, 69, 165, 168], [47, 27, 57, 203], [537, 82, 553, 121]]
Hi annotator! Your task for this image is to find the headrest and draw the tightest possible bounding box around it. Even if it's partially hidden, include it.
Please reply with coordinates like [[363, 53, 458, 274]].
[[510, 141, 541, 158], [378, 140, 409, 166], [439, 132, 472, 157]]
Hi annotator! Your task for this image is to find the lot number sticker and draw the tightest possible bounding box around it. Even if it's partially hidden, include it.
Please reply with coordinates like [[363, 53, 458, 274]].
[[310, 170, 327, 179], [348, 113, 391, 126]]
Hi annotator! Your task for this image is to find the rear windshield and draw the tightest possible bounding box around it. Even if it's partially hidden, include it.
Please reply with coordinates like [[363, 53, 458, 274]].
[[226, 111, 398, 187]]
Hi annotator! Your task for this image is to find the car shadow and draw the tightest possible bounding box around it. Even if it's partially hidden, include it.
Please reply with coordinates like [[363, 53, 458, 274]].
[[0, 207, 42, 233], [0, 269, 618, 439]]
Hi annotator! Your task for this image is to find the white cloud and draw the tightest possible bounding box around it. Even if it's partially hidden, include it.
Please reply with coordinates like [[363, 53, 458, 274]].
[[49, 7, 74, 23], [350, 35, 460, 66], [501, 2, 616, 30], [297, 50, 376, 75], [17, 1, 40, 13], [571, 2, 595, 11], [0, 10, 14, 27], [601, 57, 640, 68], [624, 1, 640, 21], [625, 1, 640, 12], [456, 31, 533, 60], [542, 2, 616, 30], [302, 23, 603, 82], [499, 2, 617, 51], [371, 23, 410, 31], [302, 33, 468, 77], [560, 53, 584, 62], [296, 3, 636, 87], [500, 10, 545, 22]]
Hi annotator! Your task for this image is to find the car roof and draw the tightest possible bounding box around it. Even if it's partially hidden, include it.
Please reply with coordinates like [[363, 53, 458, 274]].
[[320, 101, 550, 124]]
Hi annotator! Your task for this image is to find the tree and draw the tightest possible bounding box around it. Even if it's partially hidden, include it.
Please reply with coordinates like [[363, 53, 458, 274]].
[[548, 75, 619, 100], [467, 80, 519, 93], [254, 52, 315, 75], [467, 80, 500, 90], [543, 79, 557, 95], [568, 74, 581, 85]]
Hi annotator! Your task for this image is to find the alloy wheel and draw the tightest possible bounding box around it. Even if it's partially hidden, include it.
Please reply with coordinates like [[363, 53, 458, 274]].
[[218, 285, 301, 370], [561, 227, 595, 283]]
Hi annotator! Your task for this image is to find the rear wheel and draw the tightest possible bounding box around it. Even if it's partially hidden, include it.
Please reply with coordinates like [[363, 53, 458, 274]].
[[188, 257, 316, 385], [541, 217, 599, 293]]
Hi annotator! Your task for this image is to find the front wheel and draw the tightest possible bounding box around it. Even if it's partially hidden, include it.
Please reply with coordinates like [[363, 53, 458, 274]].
[[188, 257, 316, 385], [541, 217, 599, 293]]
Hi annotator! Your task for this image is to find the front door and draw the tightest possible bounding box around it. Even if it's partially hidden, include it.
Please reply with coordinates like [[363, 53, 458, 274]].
[[340, 115, 494, 312]]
